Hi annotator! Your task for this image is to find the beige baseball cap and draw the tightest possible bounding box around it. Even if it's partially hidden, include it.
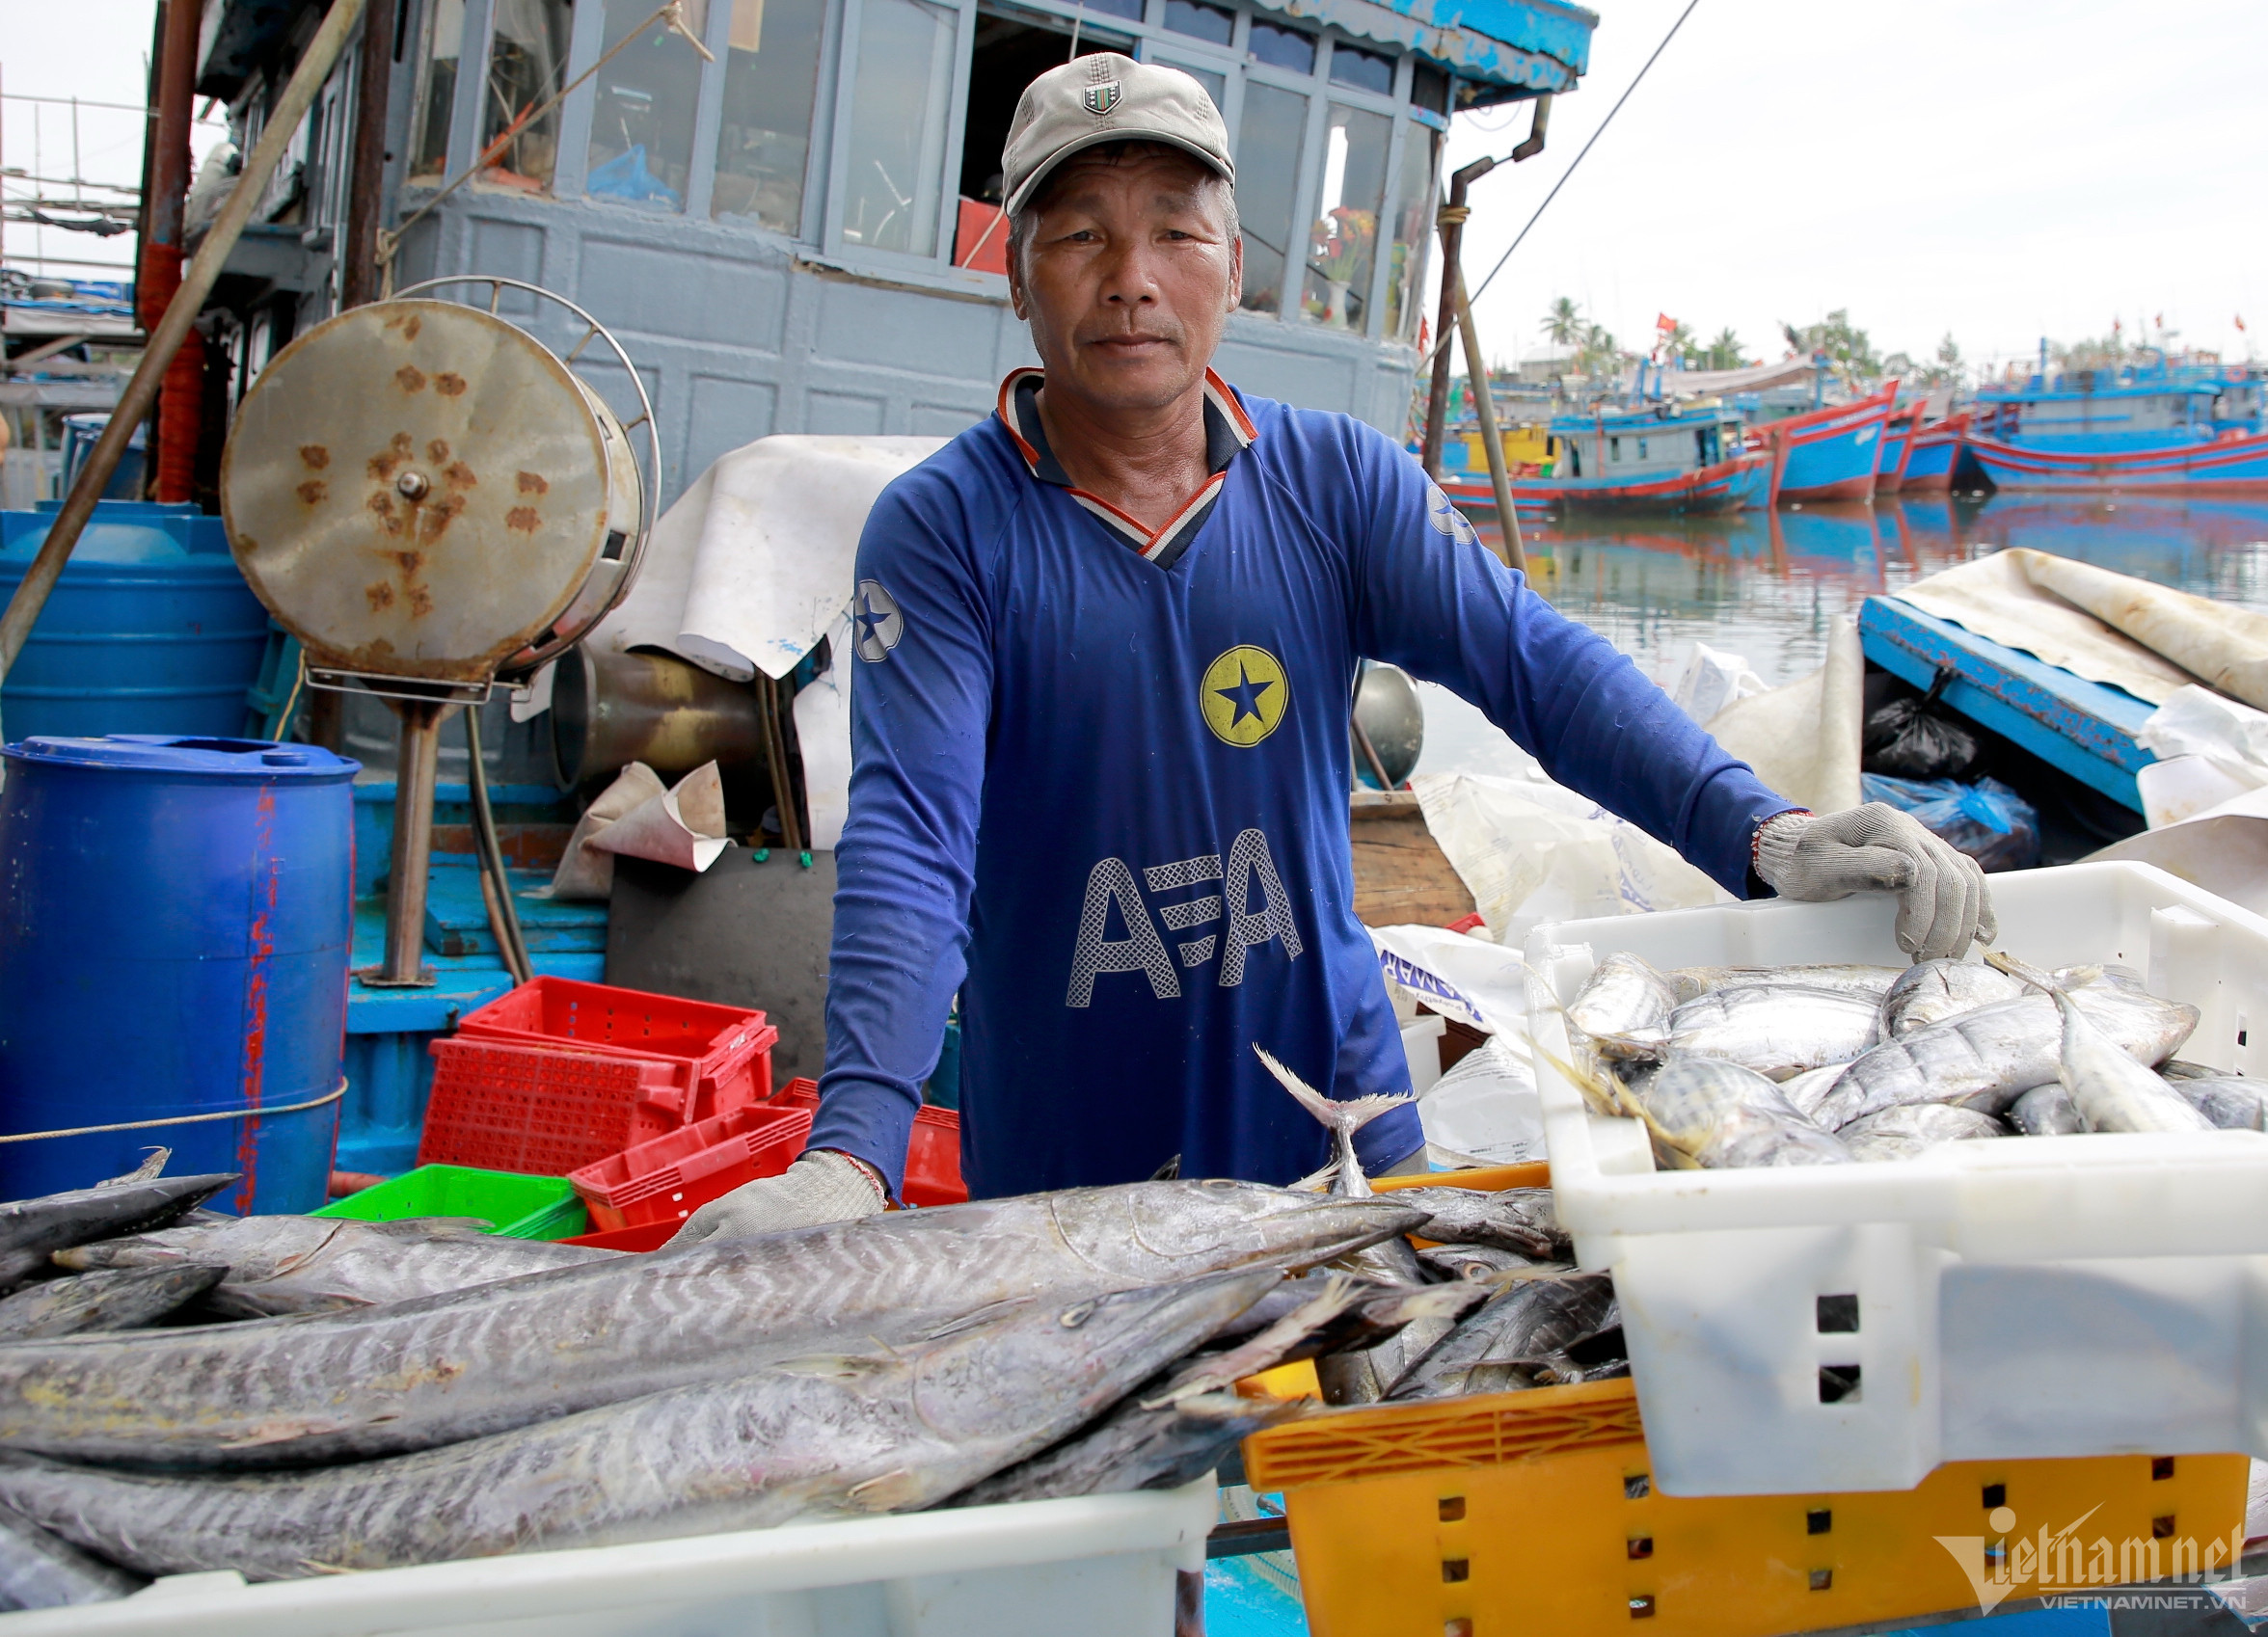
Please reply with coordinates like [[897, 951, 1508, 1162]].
[[1001, 53, 1234, 217]]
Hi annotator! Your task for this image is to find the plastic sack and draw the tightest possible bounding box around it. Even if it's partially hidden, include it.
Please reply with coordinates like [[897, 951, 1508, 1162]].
[[1860, 771, 2040, 872], [1671, 641, 1765, 726], [1416, 1034, 1546, 1168], [1863, 666, 1983, 781]]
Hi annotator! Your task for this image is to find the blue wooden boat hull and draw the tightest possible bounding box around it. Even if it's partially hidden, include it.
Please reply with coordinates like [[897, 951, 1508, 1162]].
[[1855, 594, 2157, 811], [1964, 430, 2268, 493], [1440, 454, 1769, 515], [1900, 436, 1959, 488], [1767, 387, 1899, 503]]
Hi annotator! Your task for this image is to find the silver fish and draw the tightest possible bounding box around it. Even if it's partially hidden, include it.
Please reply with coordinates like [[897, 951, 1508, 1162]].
[[1387, 1273, 1617, 1401], [0, 1181, 1422, 1469], [0, 1176, 236, 1287], [1566, 953, 1676, 1059], [0, 1266, 226, 1341], [1417, 1243, 1552, 1283], [1312, 1280, 1492, 1407], [0, 1271, 1279, 1581], [2008, 1083, 2085, 1137], [59, 1215, 622, 1316], [1880, 960, 2027, 1038], [2172, 1077, 2267, 1131], [1838, 1103, 2008, 1162], [1779, 1063, 1849, 1122], [1666, 985, 1881, 1081], [1256, 1046, 1411, 1197], [1810, 982, 2199, 1131], [1388, 1186, 1567, 1260], [1668, 964, 1903, 1006], [1637, 1058, 1853, 1168], [0, 1500, 140, 1609]]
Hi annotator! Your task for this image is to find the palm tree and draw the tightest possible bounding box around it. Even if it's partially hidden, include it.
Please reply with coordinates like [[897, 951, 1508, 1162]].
[[1662, 321, 1696, 362], [1540, 296, 1585, 350], [1703, 327, 1743, 370]]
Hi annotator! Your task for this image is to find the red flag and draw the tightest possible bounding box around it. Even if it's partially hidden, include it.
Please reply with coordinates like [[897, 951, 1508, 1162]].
[[2155, 312, 2165, 329], [1656, 312, 1676, 333], [2238, 315, 2249, 333]]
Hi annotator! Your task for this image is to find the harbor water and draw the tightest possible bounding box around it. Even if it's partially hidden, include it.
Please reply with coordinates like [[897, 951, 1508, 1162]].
[[1416, 495, 2268, 779]]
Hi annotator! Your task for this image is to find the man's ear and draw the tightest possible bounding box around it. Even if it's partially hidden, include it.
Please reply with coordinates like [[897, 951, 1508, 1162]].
[[1226, 234, 1244, 315]]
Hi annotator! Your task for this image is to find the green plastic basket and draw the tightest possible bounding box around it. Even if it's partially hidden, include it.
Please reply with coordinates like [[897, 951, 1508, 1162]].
[[313, 1164, 589, 1240]]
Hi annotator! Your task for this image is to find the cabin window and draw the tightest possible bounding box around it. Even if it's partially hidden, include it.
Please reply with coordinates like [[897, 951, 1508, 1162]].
[[585, 0, 705, 209], [1609, 437, 1620, 461], [1637, 437, 1648, 460], [1235, 82, 1308, 316], [951, 18, 1125, 269], [1330, 42, 1393, 94], [1410, 62, 1448, 115], [1304, 104, 1389, 331], [1164, 0, 1235, 46], [841, 0, 959, 255], [1248, 19, 1317, 74], [409, 0, 465, 181], [1382, 121, 1436, 340], [712, 0, 827, 231], [482, 0, 574, 190]]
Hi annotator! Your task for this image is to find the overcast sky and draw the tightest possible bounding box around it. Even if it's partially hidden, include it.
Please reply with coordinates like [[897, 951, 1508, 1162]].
[[7, 0, 2264, 378], [1444, 0, 2268, 378]]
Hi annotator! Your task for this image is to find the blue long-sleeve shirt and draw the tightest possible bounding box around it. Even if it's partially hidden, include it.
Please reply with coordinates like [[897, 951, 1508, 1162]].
[[806, 371, 1794, 1199]]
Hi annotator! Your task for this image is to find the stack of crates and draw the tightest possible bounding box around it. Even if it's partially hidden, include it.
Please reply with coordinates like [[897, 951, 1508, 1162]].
[[420, 978, 778, 1177]]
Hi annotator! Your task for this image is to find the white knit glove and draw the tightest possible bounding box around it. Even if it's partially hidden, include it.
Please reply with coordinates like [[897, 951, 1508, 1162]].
[[667, 1150, 887, 1246], [1752, 805, 1996, 962]]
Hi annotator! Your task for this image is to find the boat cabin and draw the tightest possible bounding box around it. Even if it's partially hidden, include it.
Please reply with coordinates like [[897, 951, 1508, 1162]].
[[1547, 402, 1743, 480], [190, 0, 1593, 507], [1976, 364, 2265, 450]]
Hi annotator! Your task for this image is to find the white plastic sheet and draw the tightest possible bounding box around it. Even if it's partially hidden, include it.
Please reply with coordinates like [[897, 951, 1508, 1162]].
[[1670, 642, 1763, 725], [1699, 617, 1864, 815]]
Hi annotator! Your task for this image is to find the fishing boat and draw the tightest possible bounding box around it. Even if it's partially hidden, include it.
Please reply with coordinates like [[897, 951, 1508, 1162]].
[[1872, 403, 1924, 496], [1963, 366, 2268, 492], [1756, 383, 1900, 505], [1437, 401, 1768, 515], [1897, 411, 1970, 494]]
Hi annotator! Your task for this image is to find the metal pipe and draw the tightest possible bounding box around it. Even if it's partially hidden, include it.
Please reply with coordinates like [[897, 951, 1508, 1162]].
[[1454, 272, 1526, 577], [143, 0, 202, 501], [1508, 92, 1552, 163], [372, 698, 446, 987], [0, 0, 369, 686], [1419, 156, 1496, 478], [465, 705, 532, 984], [339, 0, 395, 309]]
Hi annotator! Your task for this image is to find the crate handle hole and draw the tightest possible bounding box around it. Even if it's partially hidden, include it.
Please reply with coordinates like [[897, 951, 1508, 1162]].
[[1982, 1483, 2006, 1509], [1627, 1537, 1653, 1561], [1809, 1569, 1833, 1592], [1624, 1472, 1650, 1499], [1442, 1558, 1471, 1584], [1816, 1294, 1859, 1333], [2153, 1516, 2176, 1540], [1445, 1623, 1473, 1637], [1630, 1595, 1657, 1619], [1818, 1365, 1861, 1404], [2152, 1457, 2176, 1480], [1439, 1496, 1466, 1522], [1806, 1509, 1831, 1535]]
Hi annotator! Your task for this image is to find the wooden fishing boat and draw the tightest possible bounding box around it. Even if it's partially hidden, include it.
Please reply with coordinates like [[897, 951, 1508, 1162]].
[[1438, 401, 1768, 515], [1897, 411, 1970, 494], [1757, 384, 1900, 505], [1962, 428, 2268, 494], [1872, 403, 1925, 495]]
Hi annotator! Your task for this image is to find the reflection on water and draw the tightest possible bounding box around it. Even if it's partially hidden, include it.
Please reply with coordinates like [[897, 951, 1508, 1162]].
[[1416, 496, 2268, 781]]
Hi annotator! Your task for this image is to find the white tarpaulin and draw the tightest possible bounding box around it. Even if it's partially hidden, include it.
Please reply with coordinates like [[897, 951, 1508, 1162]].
[[2017, 549, 2268, 712], [1700, 617, 1865, 815], [1891, 549, 2199, 705]]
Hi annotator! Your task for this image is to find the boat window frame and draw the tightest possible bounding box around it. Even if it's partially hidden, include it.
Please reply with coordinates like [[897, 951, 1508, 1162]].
[[418, 0, 1457, 327]]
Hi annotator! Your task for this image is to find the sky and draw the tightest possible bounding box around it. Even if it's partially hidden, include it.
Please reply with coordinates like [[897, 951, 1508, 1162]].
[[3, 0, 2264, 379], [1442, 0, 2268, 380]]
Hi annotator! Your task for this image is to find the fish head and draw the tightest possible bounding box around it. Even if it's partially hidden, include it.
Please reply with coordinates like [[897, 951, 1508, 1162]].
[[908, 1268, 1283, 1440], [1047, 1182, 1427, 1280]]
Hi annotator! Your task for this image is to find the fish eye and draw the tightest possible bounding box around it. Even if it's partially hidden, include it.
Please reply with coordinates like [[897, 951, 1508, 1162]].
[[1060, 1301, 1097, 1328]]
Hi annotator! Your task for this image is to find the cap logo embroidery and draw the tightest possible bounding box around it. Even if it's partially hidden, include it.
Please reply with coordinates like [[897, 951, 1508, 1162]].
[[1083, 82, 1122, 116]]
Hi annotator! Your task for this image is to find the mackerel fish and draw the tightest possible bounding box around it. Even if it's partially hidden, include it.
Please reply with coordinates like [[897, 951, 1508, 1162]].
[[0, 1176, 236, 1286], [1809, 980, 2198, 1131], [1387, 1273, 1617, 1401], [0, 1266, 225, 1341], [0, 1500, 140, 1609], [1879, 960, 2027, 1038], [2008, 1084, 2085, 1136], [0, 1181, 1419, 1468], [0, 1271, 1280, 1580], [1666, 985, 1881, 1081], [1984, 955, 2216, 1135], [2173, 1077, 2267, 1131], [57, 1214, 622, 1316], [1636, 1058, 1852, 1168], [1667, 964, 1903, 1006], [1566, 953, 1676, 1059], [1838, 1103, 2007, 1162]]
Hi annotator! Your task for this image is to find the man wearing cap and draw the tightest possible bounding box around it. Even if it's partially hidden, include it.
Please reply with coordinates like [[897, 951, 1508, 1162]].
[[674, 55, 1990, 1238]]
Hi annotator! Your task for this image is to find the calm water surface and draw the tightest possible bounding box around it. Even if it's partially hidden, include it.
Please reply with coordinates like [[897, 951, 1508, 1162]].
[[1416, 496, 2268, 779]]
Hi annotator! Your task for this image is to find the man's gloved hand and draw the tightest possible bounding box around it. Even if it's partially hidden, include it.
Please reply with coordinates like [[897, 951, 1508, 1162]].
[[1752, 804, 1996, 962], [667, 1149, 887, 1247]]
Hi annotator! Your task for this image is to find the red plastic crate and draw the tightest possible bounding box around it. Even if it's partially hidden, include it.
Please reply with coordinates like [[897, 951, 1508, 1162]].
[[775, 1083, 967, 1207], [419, 1036, 701, 1177], [456, 978, 779, 1120], [564, 1220, 675, 1252], [568, 1097, 816, 1232]]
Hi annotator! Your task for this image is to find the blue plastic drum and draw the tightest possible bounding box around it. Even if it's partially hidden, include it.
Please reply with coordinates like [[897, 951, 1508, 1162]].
[[0, 736, 359, 1212]]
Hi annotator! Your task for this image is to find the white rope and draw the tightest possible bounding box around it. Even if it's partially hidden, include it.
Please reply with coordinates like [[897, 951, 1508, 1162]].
[[0, 1079, 347, 1145]]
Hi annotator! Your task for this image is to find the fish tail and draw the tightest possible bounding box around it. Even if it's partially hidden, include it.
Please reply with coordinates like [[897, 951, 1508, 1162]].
[[1254, 1048, 1411, 1137]]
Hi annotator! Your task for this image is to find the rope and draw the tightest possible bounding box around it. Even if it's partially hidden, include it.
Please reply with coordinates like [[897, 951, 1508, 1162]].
[[1436, 204, 1472, 228], [0, 1080, 347, 1145], [1418, 0, 1703, 378]]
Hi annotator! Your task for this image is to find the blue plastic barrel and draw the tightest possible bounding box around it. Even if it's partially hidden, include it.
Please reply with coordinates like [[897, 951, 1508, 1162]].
[[0, 735, 360, 1212], [0, 501, 270, 741]]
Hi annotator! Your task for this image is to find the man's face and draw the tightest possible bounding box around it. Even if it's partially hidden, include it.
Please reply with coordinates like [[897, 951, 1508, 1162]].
[[1008, 147, 1241, 416]]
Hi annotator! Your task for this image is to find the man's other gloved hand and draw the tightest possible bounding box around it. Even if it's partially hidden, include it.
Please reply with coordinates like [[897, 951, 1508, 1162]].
[[667, 1149, 887, 1247], [1752, 804, 1996, 963]]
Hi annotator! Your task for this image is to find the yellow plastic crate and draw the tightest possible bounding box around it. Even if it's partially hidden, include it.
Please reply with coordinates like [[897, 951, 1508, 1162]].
[[1243, 1166, 2250, 1637]]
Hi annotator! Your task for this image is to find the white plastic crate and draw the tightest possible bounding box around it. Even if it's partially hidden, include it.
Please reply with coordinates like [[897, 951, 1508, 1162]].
[[1523, 861, 2268, 1500], [0, 1476, 1216, 1636]]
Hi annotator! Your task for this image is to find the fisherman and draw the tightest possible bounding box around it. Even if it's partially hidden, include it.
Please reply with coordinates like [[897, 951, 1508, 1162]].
[[675, 56, 1992, 1240]]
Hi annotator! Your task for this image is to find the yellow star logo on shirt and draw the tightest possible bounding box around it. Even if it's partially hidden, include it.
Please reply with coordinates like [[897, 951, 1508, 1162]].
[[1201, 645, 1289, 747]]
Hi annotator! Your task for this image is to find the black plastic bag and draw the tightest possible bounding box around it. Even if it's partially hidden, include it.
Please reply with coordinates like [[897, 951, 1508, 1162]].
[[1864, 666, 1983, 781]]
